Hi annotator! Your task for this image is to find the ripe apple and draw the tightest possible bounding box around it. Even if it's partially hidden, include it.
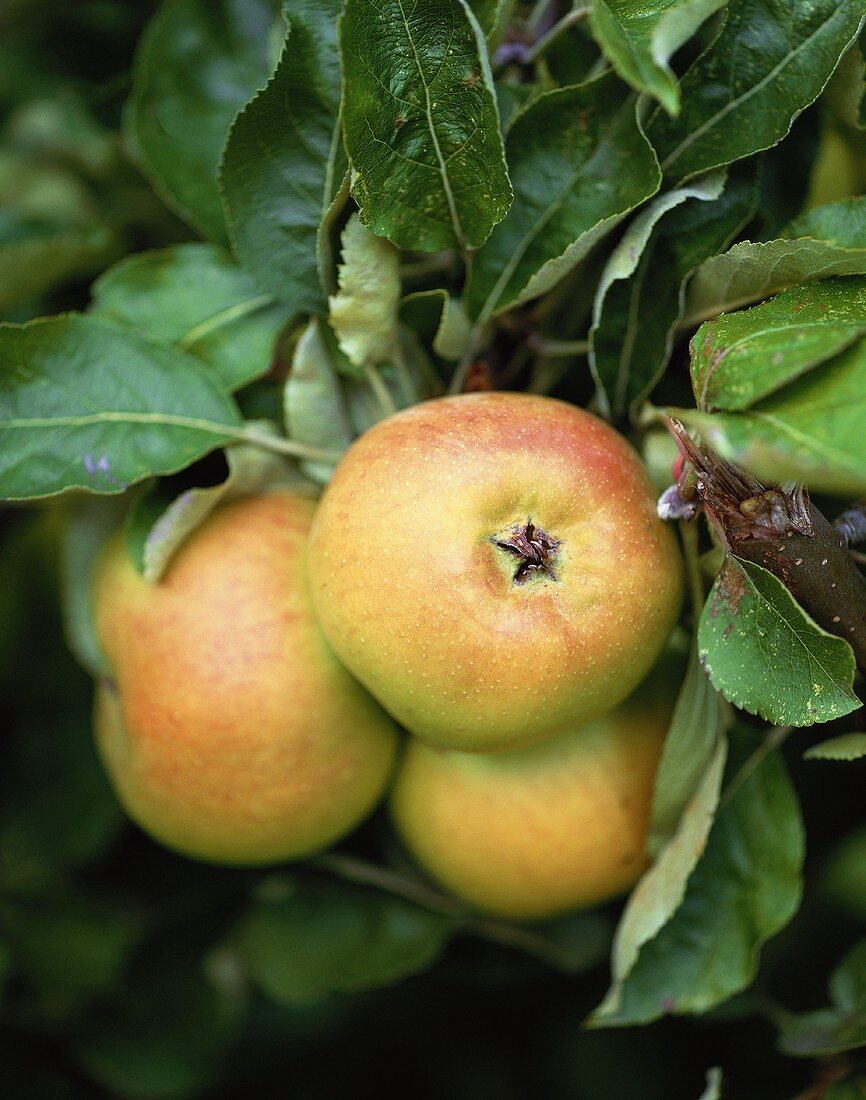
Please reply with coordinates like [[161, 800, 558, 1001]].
[[308, 392, 682, 752], [92, 491, 399, 864], [390, 672, 674, 920]]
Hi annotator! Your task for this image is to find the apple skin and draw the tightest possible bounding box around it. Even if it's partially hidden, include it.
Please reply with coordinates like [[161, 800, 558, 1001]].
[[390, 673, 674, 921], [308, 392, 682, 752], [92, 491, 399, 865]]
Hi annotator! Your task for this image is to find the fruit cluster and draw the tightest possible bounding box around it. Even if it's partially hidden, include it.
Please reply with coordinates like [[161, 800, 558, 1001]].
[[92, 393, 682, 920]]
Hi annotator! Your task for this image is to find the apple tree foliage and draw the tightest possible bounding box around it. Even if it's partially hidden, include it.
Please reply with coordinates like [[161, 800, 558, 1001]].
[[2, 0, 866, 1095]]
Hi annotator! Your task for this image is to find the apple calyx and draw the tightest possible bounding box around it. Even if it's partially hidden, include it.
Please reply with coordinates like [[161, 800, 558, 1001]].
[[493, 520, 560, 585]]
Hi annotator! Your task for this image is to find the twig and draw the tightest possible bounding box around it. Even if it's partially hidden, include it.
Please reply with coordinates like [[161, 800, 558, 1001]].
[[363, 362, 399, 417]]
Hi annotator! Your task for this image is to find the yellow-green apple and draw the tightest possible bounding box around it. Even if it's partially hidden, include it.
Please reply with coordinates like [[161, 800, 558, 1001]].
[[307, 392, 682, 752], [92, 491, 398, 864], [390, 673, 674, 920]]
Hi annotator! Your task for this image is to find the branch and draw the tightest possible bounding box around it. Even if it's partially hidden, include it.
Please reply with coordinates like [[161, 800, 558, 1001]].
[[668, 419, 866, 672]]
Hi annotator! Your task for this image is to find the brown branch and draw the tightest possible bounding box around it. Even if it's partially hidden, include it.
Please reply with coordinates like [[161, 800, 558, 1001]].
[[667, 419, 866, 672]]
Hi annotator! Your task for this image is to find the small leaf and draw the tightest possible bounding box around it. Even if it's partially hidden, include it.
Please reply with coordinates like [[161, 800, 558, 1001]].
[[699, 1067, 724, 1100], [593, 728, 804, 1025], [804, 733, 866, 762], [90, 244, 290, 392], [649, 646, 729, 855], [780, 940, 866, 1056], [698, 558, 860, 727], [591, 159, 758, 419], [685, 196, 866, 326], [340, 0, 512, 252], [598, 733, 728, 1020], [126, 429, 315, 584], [588, 0, 726, 116], [329, 215, 401, 368], [677, 336, 866, 495], [126, 0, 279, 241], [220, 0, 347, 314], [590, 169, 727, 418], [691, 276, 866, 412], [646, 0, 864, 184], [0, 315, 245, 501], [237, 875, 454, 1003], [284, 318, 354, 484], [466, 73, 661, 321]]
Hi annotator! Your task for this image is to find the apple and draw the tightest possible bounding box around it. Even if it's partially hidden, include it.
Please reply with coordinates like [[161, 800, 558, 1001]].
[[92, 491, 399, 864], [307, 392, 682, 752], [390, 671, 675, 920]]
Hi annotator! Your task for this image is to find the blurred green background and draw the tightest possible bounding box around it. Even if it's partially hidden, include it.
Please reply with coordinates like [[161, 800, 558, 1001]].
[[3, 2, 866, 1097]]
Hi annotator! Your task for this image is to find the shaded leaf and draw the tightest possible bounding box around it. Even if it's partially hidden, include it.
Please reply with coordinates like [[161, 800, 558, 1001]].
[[649, 646, 729, 855], [329, 215, 401, 368], [646, 0, 864, 184], [220, 0, 347, 314], [238, 875, 454, 1004], [0, 315, 243, 501], [822, 826, 866, 921], [593, 729, 804, 1025], [340, 0, 512, 252], [691, 276, 866, 412], [804, 733, 866, 761], [591, 159, 758, 418], [685, 196, 866, 326], [0, 150, 117, 317], [677, 337, 866, 495], [466, 73, 660, 321], [61, 496, 126, 677], [826, 29, 866, 129], [127, 0, 279, 241], [597, 733, 728, 1020], [698, 557, 859, 726], [780, 940, 866, 1056], [590, 169, 726, 418], [588, 0, 726, 116], [90, 244, 289, 392]]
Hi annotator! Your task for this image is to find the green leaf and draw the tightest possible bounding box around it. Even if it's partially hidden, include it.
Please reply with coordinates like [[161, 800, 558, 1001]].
[[597, 733, 728, 1021], [823, 826, 866, 920], [649, 646, 729, 855], [593, 728, 804, 1025], [467, 0, 505, 36], [591, 160, 758, 419], [698, 557, 860, 726], [677, 337, 866, 495], [685, 196, 866, 326], [126, 429, 315, 584], [0, 150, 117, 317], [237, 875, 454, 1003], [645, 0, 864, 184], [691, 276, 866, 412], [824, 1080, 866, 1100], [340, 0, 512, 252], [0, 314, 244, 501], [220, 0, 347, 315], [90, 245, 290, 392], [127, 0, 279, 242], [0, 893, 138, 998], [283, 318, 354, 483], [589, 169, 727, 418], [466, 73, 661, 322], [780, 940, 866, 1056], [588, 0, 726, 116], [329, 215, 401, 368], [804, 733, 866, 761]]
